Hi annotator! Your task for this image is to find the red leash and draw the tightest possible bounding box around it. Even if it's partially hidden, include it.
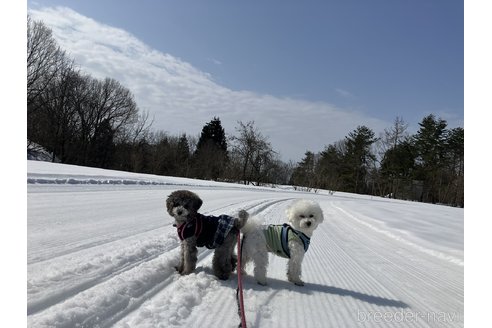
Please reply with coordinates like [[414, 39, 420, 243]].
[[236, 232, 247, 328]]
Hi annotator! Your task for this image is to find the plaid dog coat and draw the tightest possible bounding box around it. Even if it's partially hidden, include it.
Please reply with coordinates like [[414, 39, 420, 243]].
[[177, 213, 237, 249]]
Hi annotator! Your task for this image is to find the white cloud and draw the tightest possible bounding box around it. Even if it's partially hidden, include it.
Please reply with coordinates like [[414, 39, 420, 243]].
[[208, 58, 223, 66], [29, 6, 389, 161], [335, 88, 353, 98]]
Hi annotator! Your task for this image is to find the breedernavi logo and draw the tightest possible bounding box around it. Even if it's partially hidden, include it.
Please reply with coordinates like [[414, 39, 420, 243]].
[[357, 310, 462, 324]]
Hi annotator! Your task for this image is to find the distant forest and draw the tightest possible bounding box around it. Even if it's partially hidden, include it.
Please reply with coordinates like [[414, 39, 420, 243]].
[[27, 16, 464, 207]]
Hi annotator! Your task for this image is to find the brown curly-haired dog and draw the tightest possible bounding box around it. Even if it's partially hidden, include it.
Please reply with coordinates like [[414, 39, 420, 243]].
[[166, 190, 248, 280]]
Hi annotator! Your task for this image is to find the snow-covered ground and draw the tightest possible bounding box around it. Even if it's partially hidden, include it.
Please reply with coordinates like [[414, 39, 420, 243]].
[[27, 160, 463, 327]]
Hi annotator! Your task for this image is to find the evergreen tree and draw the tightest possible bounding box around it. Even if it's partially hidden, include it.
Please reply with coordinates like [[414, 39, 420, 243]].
[[290, 151, 316, 189], [175, 134, 191, 177], [195, 117, 228, 153], [376, 117, 412, 198], [90, 118, 115, 168], [442, 127, 464, 206], [343, 126, 378, 194], [380, 139, 416, 198], [413, 114, 448, 203], [316, 143, 344, 191], [193, 117, 228, 180]]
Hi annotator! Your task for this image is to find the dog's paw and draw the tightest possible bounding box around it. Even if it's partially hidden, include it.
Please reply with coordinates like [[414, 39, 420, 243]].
[[288, 276, 305, 286], [289, 279, 304, 286], [176, 265, 195, 275], [256, 280, 267, 286], [181, 269, 194, 275], [217, 272, 231, 280]]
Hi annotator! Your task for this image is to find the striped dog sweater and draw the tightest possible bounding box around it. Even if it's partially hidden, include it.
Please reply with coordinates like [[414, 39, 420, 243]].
[[262, 223, 310, 258]]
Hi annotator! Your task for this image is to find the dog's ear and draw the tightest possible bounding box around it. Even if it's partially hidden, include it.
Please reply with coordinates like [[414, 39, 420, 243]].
[[285, 206, 294, 222], [285, 205, 296, 223], [317, 206, 325, 223], [287, 199, 305, 220], [191, 196, 202, 212], [166, 194, 175, 216]]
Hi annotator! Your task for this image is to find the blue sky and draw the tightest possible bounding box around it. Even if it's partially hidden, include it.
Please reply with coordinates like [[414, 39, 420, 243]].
[[26, 0, 463, 161]]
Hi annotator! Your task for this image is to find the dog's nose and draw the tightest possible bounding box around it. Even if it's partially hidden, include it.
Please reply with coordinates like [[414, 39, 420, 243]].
[[306, 221, 312, 227]]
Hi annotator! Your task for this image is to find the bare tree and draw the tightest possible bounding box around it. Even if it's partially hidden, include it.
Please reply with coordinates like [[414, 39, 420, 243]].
[[27, 58, 80, 162], [27, 16, 67, 108], [117, 110, 153, 145], [75, 77, 139, 164], [230, 121, 275, 185]]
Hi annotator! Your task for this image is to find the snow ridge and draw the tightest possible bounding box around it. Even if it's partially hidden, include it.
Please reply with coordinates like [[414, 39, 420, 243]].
[[28, 176, 175, 185]]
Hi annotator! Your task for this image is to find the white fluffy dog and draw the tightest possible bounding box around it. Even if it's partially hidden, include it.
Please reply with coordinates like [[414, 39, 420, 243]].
[[240, 199, 324, 286]]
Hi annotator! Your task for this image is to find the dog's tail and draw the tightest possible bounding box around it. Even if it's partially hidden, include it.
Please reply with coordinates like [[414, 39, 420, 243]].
[[240, 215, 264, 235], [235, 209, 249, 229]]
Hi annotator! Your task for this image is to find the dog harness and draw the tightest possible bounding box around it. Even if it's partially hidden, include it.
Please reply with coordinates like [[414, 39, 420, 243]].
[[176, 213, 237, 249], [262, 223, 310, 259]]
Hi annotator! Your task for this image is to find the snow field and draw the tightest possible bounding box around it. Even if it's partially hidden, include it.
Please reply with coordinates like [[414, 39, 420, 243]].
[[27, 161, 463, 327]]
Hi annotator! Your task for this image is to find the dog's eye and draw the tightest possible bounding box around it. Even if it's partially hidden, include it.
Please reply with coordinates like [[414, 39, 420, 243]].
[[309, 214, 314, 218], [300, 215, 305, 218]]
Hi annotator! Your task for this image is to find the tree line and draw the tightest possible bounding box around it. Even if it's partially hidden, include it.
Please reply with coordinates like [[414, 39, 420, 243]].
[[27, 16, 463, 207], [290, 116, 464, 207]]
